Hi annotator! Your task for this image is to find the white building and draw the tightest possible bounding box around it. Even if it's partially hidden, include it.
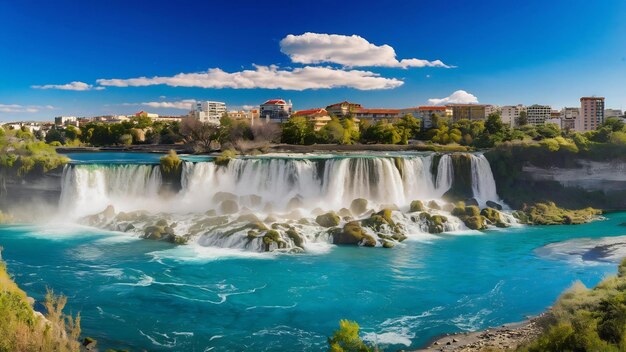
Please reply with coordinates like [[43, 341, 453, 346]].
[[500, 105, 526, 127], [605, 109, 623, 119], [191, 101, 226, 124], [54, 116, 79, 127], [260, 99, 292, 123], [526, 104, 552, 126]]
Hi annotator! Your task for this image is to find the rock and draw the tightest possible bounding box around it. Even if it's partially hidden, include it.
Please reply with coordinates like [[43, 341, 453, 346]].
[[382, 240, 395, 248], [82, 337, 97, 350], [338, 208, 352, 217], [316, 212, 341, 227], [464, 215, 486, 230], [262, 230, 285, 251], [362, 209, 394, 231], [427, 200, 441, 210], [361, 234, 377, 247], [486, 200, 503, 210], [481, 207, 509, 228], [155, 219, 168, 227], [465, 198, 479, 207], [286, 228, 304, 248], [350, 198, 368, 215], [26, 296, 35, 306], [205, 209, 217, 216], [243, 194, 263, 207], [212, 192, 238, 203], [219, 200, 239, 214], [144, 225, 164, 240], [379, 203, 400, 211], [287, 196, 303, 209], [451, 204, 466, 217], [465, 205, 480, 217], [102, 205, 115, 218], [332, 221, 365, 245], [443, 203, 455, 212], [409, 200, 425, 213], [519, 202, 602, 225], [311, 207, 325, 216], [236, 213, 261, 223]]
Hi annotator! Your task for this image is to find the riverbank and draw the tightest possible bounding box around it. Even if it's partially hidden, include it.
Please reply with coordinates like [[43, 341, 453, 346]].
[[414, 313, 549, 351]]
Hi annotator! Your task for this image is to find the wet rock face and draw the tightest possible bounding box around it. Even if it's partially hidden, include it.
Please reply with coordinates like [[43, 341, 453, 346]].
[[514, 202, 602, 225], [349, 198, 368, 215], [409, 200, 425, 213]]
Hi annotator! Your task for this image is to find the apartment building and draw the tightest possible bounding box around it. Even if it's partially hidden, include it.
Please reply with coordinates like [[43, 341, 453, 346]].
[[292, 108, 333, 131], [448, 104, 496, 122], [526, 104, 552, 126], [54, 116, 79, 127], [605, 109, 623, 119], [400, 106, 451, 129], [560, 107, 579, 130], [325, 101, 363, 117], [354, 108, 401, 120], [500, 105, 526, 127], [579, 97, 605, 131], [260, 99, 292, 123], [191, 101, 227, 124]]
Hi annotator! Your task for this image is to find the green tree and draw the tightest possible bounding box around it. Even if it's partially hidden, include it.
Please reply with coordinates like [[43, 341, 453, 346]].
[[394, 113, 421, 144], [281, 116, 314, 144], [517, 111, 528, 126], [318, 118, 345, 144], [327, 320, 370, 352], [485, 113, 504, 135]]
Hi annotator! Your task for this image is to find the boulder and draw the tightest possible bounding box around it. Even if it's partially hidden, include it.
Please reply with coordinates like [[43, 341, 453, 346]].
[[212, 192, 238, 203], [464, 215, 486, 230], [409, 200, 425, 213], [465, 205, 480, 217], [427, 200, 441, 210], [243, 194, 263, 207], [286, 228, 304, 248], [236, 213, 261, 223], [332, 221, 365, 245], [338, 208, 352, 217], [102, 205, 115, 219], [316, 212, 341, 227], [205, 209, 217, 216], [82, 337, 97, 351], [481, 207, 508, 228], [311, 207, 326, 216], [486, 200, 503, 210], [219, 200, 239, 214], [382, 240, 395, 248], [287, 196, 303, 209], [350, 198, 368, 215]]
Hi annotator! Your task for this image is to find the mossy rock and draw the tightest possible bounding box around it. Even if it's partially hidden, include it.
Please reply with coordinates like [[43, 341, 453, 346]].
[[361, 234, 377, 247], [286, 229, 304, 248], [144, 225, 164, 240], [481, 208, 509, 227], [311, 207, 325, 216], [465, 205, 480, 217], [409, 200, 425, 213], [427, 200, 441, 210], [262, 230, 286, 251], [520, 202, 601, 225], [219, 199, 239, 214], [155, 219, 168, 227], [205, 209, 217, 216], [425, 214, 448, 234], [382, 240, 395, 248], [316, 212, 341, 227], [443, 203, 455, 212], [247, 230, 259, 240], [486, 200, 503, 210], [451, 204, 466, 217], [350, 198, 368, 215], [169, 235, 188, 245], [391, 233, 407, 242], [465, 198, 479, 207], [464, 215, 486, 230], [332, 221, 365, 245]]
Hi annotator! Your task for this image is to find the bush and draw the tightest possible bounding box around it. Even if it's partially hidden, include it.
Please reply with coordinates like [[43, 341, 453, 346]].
[[327, 320, 371, 352], [214, 149, 237, 166]]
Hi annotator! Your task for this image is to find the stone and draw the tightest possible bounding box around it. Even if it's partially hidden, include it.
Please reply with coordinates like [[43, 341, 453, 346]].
[[219, 200, 239, 214], [382, 240, 395, 248], [465, 205, 480, 217], [243, 194, 263, 207], [409, 200, 425, 213], [486, 200, 503, 210], [287, 196, 303, 209], [286, 229, 304, 248], [316, 212, 341, 227], [82, 337, 97, 350], [465, 198, 479, 207], [212, 192, 238, 203], [338, 208, 352, 217], [332, 221, 364, 245], [427, 200, 441, 210], [350, 198, 368, 215], [464, 215, 486, 230]]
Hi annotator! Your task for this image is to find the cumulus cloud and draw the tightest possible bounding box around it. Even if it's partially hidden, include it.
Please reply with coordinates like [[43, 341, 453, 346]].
[[31, 81, 104, 91], [427, 90, 479, 105], [96, 65, 403, 90], [141, 99, 196, 110], [280, 33, 453, 69], [0, 104, 54, 113]]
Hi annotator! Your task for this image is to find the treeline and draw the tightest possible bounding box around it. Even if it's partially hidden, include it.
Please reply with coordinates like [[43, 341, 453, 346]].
[[0, 128, 69, 179]]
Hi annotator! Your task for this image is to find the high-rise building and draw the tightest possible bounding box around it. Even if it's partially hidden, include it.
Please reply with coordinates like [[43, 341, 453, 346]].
[[191, 101, 226, 124], [500, 105, 526, 127], [526, 104, 552, 126], [579, 97, 605, 131]]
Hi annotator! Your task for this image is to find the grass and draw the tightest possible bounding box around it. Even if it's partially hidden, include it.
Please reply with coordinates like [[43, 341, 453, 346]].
[[0, 255, 81, 352]]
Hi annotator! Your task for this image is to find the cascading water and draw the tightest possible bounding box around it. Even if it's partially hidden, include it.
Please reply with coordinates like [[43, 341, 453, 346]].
[[470, 154, 502, 207], [59, 153, 507, 252]]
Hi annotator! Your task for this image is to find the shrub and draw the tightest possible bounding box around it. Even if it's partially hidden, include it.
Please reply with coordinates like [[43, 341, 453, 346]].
[[327, 320, 371, 352]]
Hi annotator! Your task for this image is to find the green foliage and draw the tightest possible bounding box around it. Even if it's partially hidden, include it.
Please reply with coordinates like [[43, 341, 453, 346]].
[[0, 131, 69, 179], [523, 259, 626, 352], [281, 116, 315, 144], [327, 320, 371, 352], [515, 202, 601, 225], [214, 149, 237, 166]]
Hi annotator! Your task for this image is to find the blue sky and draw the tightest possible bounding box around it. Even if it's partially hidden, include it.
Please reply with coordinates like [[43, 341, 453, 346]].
[[1, 0, 625, 121]]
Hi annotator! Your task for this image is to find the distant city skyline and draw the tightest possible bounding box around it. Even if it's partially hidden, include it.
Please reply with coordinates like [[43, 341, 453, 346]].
[[1, 0, 625, 121]]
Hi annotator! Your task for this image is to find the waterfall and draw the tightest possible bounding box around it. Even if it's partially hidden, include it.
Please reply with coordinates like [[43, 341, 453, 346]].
[[59, 153, 502, 217], [60, 164, 162, 217], [470, 154, 501, 207]]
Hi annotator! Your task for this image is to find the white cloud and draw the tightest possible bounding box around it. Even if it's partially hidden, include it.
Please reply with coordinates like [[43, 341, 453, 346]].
[[242, 105, 256, 111], [428, 90, 479, 105], [280, 33, 453, 69], [96, 65, 403, 90], [31, 81, 104, 91], [141, 99, 196, 110], [0, 104, 54, 113]]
